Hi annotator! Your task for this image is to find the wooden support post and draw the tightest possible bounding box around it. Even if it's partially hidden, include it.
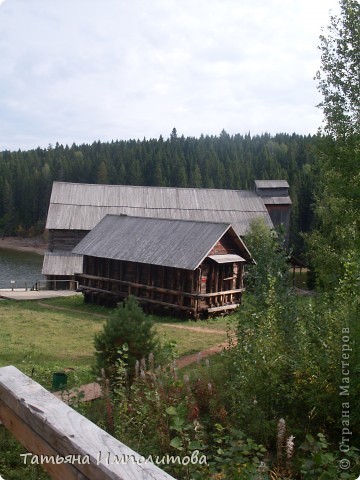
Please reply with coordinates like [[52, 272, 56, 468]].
[[119, 261, 123, 294], [160, 267, 165, 302], [0, 366, 175, 480], [190, 271, 194, 309], [195, 268, 201, 315], [292, 264, 296, 287], [214, 269, 219, 306]]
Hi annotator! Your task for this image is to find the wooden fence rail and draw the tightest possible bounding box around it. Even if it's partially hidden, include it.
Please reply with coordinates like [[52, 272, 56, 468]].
[[0, 366, 176, 480]]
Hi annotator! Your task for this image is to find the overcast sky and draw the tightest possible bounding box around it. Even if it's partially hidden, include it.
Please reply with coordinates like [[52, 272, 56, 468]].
[[0, 0, 339, 151]]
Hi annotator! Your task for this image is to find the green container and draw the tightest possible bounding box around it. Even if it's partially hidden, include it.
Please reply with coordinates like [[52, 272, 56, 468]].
[[52, 372, 67, 390]]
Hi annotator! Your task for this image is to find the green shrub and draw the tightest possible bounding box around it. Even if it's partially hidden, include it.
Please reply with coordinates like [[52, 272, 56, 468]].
[[243, 218, 290, 303], [93, 296, 159, 384], [299, 433, 360, 479]]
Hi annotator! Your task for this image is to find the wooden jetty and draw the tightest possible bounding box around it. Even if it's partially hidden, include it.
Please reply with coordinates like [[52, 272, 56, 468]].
[[0, 289, 81, 301]]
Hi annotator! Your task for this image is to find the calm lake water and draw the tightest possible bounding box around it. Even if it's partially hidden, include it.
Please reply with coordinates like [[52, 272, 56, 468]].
[[0, 248, 44, 289]]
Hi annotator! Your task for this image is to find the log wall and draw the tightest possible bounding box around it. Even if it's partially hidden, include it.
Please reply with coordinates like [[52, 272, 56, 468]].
[[77, 256, 245, 317], [48, 230, 89, 252]]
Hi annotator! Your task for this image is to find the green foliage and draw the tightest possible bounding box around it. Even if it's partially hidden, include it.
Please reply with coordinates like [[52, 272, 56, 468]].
[[96, 343, 358, 480], [307, 0, 360, 290], [299, 433, 360, 479], [206, 424, 269, 479], [306, 193, 359, 289], [93, 296, 158, 383], [225, 281, 295, 443], [218, 206, 359, 458], [105, 349, 270, 480], [243, 217, 290, 302], [226, 269, 359, 447], [316, 0, 360, 139]]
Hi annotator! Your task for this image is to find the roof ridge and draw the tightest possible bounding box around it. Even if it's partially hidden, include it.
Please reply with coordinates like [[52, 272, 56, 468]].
[[105, 213, 231, 227], [52, 181, 254, 195], [51, 202, 266, 213]]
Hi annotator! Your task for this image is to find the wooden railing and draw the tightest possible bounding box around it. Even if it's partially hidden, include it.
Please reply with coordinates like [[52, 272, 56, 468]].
[[0, 366, 175, 480], [77, 273, 245, 315]]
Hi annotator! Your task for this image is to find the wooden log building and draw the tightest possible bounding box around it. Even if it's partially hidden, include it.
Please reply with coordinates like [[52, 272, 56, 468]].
[[42, 181, 291, 290], [72, 215, 253, 318]]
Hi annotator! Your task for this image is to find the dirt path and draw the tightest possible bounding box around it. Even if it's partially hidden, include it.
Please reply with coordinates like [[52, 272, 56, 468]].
[[37, 302, 108, 319], [175, 338, 237, 369], [160, 323, 228, 335]]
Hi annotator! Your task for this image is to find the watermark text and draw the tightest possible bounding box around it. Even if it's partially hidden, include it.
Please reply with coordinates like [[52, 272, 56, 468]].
[[20, 450, 207, 467]]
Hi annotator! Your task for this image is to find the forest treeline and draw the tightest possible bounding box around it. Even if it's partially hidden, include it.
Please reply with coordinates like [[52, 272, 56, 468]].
[[0, 129, 319, 256]]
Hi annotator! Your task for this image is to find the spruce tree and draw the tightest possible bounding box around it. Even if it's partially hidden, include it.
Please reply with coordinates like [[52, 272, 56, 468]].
[[94, 296, 159, 384]]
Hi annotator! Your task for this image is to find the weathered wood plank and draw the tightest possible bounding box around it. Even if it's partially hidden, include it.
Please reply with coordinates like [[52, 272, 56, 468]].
[[200, 288, 245, 298], [207, 303, 240, 313], [0, 366, 176, 480], [0, 398, 88, 480], [81, 285, 196, 311], [78, 273, 195, 297]]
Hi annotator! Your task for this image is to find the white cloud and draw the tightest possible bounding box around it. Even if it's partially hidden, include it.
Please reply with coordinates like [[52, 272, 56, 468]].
[[0, 0, 340, 150]]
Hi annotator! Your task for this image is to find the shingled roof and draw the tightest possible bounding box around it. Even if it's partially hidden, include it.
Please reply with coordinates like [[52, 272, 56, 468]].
[[254, 180, 289, 189], [46, 182, 273, 237], [42, 251, 83, 276], [73, 215, 252, 270]]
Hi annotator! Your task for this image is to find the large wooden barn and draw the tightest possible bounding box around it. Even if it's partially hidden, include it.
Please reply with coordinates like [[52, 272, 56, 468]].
[[42, 181, 291, 289], [72, 215, 253, 317]]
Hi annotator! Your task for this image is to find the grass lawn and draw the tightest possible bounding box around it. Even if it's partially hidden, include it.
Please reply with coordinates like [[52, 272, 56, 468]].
[[0, 296, 233, 389], [0, 299, 103, 388]]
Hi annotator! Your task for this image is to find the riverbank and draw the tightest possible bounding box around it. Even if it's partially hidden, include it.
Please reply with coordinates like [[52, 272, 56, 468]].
[[0, 236, 47, 256]]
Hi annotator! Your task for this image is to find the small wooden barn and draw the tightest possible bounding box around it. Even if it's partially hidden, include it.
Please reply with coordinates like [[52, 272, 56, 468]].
[[72, 215, 253, 318]]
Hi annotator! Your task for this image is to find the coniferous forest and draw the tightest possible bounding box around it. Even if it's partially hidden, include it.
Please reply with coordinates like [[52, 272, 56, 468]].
[[0, 130, 318, 257]]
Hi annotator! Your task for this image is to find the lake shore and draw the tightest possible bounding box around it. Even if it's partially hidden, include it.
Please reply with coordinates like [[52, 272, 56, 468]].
[[0, 236, 47, 256]]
